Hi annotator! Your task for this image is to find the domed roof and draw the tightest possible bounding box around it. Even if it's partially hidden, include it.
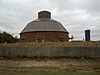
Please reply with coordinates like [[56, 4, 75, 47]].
[[20, 11, 69, 34]]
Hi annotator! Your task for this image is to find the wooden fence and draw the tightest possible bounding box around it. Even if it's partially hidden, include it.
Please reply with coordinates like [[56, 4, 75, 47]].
[[0, 46, 100, 58]]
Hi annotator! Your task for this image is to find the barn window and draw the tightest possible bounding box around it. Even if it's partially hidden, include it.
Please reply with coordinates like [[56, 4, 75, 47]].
[[36, 36, 44, 42]]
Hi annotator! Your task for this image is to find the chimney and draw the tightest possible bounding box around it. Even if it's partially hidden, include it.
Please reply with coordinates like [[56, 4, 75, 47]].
[[38, 11, 51, 19]]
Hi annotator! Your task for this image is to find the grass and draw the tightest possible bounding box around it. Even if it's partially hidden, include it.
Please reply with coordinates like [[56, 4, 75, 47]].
[[24, 71, 100, 75], [0, 58, 99, 75], [0, 42, 100, 75], [0, 71, 100, 75], [0, 41, 100, 47]]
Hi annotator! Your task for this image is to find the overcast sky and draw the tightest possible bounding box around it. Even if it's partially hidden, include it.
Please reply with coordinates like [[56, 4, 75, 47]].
[[0, 0, 100, 41]]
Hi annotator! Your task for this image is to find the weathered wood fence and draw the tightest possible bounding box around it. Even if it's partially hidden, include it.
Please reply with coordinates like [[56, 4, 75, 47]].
[[0, 46, 100, 58]]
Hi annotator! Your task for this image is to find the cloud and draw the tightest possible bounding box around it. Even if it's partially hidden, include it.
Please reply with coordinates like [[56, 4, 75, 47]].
[[0, 0, 100, 40]]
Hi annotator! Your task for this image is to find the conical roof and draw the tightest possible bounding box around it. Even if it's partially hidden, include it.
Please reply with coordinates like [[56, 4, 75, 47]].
[[20, 11, 69, 34]]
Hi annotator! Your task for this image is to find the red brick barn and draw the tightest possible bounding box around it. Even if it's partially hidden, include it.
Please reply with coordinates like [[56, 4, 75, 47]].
[[20, 11, 69, 42]]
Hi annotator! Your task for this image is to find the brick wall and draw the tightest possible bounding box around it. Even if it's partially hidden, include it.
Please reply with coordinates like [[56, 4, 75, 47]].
[[20, 31, 69, 42]]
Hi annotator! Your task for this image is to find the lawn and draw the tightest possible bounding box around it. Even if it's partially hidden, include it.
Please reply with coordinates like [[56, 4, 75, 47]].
[[0, 71, 100, 75], [0, 58, 100, 75]]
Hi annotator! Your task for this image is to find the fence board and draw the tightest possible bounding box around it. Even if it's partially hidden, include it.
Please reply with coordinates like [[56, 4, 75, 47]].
[[0, 46, 100, 58]]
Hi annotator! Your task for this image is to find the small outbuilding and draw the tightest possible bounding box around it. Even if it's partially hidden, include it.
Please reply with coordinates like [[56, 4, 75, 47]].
[[20, 11, 69, 42]]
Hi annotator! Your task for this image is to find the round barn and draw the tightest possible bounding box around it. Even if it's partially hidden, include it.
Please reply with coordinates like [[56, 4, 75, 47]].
[[20, 11, 69, 42]]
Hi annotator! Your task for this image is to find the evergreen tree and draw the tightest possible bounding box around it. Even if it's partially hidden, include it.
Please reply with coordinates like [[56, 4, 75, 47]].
[[0, 31, 19, 43]]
